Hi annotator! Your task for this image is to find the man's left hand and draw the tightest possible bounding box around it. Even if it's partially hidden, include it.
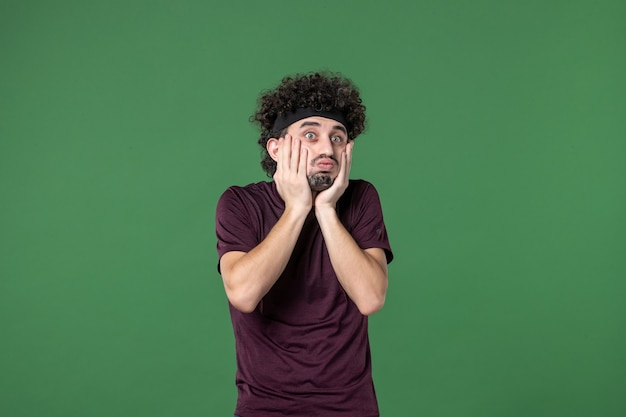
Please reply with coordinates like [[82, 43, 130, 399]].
[[314, 141, 353, 210]]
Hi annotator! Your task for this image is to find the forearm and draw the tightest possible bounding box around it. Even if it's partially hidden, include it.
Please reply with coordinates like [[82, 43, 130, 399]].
[[221, 206, 308, 312], [315, 206, 388, 315]]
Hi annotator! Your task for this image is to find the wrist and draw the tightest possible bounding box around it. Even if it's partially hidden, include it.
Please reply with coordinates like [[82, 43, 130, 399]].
[[284, 202, 311, 220], [314, 203, 337, 219]]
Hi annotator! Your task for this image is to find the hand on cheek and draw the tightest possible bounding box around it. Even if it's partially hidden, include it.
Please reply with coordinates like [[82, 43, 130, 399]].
[[315, 141, 353, 210], [273, 134, 313, 213]]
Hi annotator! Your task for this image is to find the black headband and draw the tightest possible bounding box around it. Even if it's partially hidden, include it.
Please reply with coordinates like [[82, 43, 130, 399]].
[[272, 108, 348, 135]]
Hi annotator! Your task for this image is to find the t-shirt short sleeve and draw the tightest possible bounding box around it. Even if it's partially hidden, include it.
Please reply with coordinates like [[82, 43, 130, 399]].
[[215, 187, 259, 261], [346, 181, 393, 264]]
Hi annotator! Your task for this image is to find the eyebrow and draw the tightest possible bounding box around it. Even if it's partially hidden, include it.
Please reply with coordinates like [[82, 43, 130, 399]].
[[299, 121, 347, 135]]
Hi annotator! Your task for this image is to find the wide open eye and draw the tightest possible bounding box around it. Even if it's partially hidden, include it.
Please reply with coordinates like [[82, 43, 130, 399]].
[[304, 132, 316, 140], [331, 135, 344, 143]]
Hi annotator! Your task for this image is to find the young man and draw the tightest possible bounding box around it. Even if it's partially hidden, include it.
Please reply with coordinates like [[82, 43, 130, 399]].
[[215, 72, 393, 416]]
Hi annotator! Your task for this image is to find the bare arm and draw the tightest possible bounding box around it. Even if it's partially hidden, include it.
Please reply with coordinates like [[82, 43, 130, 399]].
[[220, 207, 307, 313], [220, 136, 311, 313], [316, 209, 389, 315], [315, 142, 389, 315]]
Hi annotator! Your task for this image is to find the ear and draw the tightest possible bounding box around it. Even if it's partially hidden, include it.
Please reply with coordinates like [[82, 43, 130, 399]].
[[266, 138, 280, 162]]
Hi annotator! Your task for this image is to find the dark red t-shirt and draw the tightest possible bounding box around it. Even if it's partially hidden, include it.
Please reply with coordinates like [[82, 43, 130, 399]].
[[216, 180, 393, 416]]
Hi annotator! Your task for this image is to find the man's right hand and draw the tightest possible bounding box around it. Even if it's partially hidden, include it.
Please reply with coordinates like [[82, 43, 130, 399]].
[[220, 134, 311, 313], [273, 134, 312, 214]]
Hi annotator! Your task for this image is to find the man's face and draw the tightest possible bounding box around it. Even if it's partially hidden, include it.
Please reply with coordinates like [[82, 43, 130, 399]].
[[285, 116, 349, 192]]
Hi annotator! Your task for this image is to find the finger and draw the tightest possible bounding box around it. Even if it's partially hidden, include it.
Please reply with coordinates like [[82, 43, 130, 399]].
[[281, 135, 293, 173], [299, 145, 308, 176], [277, 137, 286, 174], [346, 141, 354, 165], [340, 150, 349, 183], [343, 141, 353, 179], [287, 135, 296, 173], [290, 137, 300, 173], [336, 144, 352, 185]]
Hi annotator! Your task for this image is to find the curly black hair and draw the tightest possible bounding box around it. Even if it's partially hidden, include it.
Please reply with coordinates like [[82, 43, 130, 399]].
[[252, 72, 367, 177]]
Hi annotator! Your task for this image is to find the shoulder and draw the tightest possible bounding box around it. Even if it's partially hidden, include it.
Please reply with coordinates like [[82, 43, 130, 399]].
[[344, 179, 382, 202], [218, 181, 276, 204], [221, 181, 273, 196], [216, 181, 283, 221], [338, 180, 384, 221], [348, 179, 377, 191]]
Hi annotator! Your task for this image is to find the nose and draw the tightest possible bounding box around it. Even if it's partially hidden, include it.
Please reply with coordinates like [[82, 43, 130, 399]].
[[317, 135, 334, 156]]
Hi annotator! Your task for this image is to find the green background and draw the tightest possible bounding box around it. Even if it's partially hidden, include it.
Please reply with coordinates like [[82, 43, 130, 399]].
[[1, 0, 624, 416]]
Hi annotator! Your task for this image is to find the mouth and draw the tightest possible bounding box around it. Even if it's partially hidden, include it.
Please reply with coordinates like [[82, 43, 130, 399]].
[[315, 158, 335, 170]]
